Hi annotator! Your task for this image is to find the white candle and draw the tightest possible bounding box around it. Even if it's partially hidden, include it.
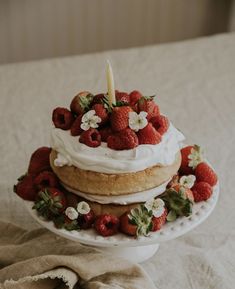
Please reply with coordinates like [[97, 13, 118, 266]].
[[106, 60, 116, 106]]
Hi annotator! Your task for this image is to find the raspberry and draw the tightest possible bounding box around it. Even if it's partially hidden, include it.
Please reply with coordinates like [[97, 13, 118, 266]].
[[195, 162, 218, 186], [14, 174, 38, 201], [137, 123, 162, 145], [150, 115, 169, 135], [52, 107, 74, 130], [111, 106, 133, 132], [192, 182, 213, 202], [28, 147, 51, 176], [77, 210, 95, 229], [70, 115, 83, 136], [99, 126, 113, 142], [151, 208, 167, 231], [107, 128, 138, 150], [79, 128, 101, 147], [129, 90, 142, 106], [92, 104, 108, 126], [115, 91, 130, 104], [94, 214, 120, 236], [34, 171, 59, 191], [119, 212, 137, 236]]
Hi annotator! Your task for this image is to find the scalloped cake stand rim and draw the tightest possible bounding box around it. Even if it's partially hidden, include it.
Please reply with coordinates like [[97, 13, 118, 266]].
[[23, 183, 219, 248]]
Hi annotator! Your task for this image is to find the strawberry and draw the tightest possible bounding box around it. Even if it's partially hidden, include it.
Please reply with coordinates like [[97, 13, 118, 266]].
[[129, 90, 142, 107], [52, 107, 74, 130], [28, 147, 51, 176], [137, 96, 160, 120], [70, 91, 94, 115], [119, 212, 137, 236], [91, 93, 106, 106], [107, 128, 138, 150], [14, 174, 38, 201], [115, 91, 130, 104], [34, 171, 59, 191], [150, 115, 169, 135], [110, 106, 133, 132], [99, 126, 113, 142], [92, 103, 108, 126], [77, 210, 95, 229], [151, 208, 168, 231], [171, 184, 194, 202], [70, 115, 83, 136], [94, 214, 120, 237], [195, 162, 218, 186], [180, 145, 203, 175], [33, 188, 67, 218], [192, 182, 213, 202], [137, 123, 162, 145], [79, 128, 101, 147]]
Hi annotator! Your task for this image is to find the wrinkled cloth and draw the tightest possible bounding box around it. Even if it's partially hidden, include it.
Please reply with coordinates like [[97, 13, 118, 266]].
[[0, 221, 156, 289], [0, 32, 235, 288]]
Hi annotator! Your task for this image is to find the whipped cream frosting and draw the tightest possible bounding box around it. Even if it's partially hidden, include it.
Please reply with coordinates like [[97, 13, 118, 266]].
[[50, 123, 185, 174], [62, 180, 170, 205]]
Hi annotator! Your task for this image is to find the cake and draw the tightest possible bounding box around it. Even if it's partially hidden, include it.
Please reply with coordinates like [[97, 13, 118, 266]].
[[14, 66, 218, 237]]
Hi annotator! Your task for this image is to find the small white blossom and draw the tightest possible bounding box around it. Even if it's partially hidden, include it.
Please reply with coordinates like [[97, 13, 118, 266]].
[[179, 175, 196, 189], [188, 145, 204, 169], [144, 198, 165, 218], [128, 111, 148, 132], [65, 207, 78, 220], [81, 110, 101, 131], [77, 201, 90, 215]]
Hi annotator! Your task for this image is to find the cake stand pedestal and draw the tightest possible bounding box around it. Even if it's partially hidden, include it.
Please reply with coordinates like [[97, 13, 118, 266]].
[[24, 184, 219, 263]]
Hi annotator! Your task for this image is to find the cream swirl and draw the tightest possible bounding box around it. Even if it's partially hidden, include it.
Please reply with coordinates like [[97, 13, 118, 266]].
[[50, 123, 185, 174]]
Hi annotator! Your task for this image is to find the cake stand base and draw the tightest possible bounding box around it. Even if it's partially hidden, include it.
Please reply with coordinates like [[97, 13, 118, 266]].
[[94, 244, 159, 263]]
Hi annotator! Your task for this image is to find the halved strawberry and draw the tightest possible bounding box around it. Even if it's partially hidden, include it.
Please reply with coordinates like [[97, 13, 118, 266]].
[[150, 115, 169, 135], [34, 171, 59, 191], [99, 126, 113, 142], [28, 147, 51, 176], [79, 128, 101, 147]]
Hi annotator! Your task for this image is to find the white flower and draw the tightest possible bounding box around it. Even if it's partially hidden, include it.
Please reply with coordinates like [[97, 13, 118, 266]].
[[144, 198, 165, 218], [179, 175, 196, 189], [77, 201, 90, 215], [188, 145, 204, 169], [128, 111, 148, 132], [81, 110, 101, 131], [65, 207, 78, 220]]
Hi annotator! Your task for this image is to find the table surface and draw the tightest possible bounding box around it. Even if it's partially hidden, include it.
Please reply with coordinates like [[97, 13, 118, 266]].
[[0, 33, 234, 289]]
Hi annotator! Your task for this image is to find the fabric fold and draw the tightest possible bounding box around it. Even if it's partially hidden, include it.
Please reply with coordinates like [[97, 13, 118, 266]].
[[0, 221, 157, 289]]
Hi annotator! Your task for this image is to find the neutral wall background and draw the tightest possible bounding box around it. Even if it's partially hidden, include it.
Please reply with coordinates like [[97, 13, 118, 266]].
[[0, 0, 233, 64]]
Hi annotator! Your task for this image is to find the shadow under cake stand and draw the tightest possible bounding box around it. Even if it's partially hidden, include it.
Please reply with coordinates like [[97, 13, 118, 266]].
[[24, 183, 219, 263]]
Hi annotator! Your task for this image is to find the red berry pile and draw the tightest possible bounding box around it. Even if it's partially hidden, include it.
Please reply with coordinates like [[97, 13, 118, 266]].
[[52, 90, 170, 150], [179, 145, 218, 202]]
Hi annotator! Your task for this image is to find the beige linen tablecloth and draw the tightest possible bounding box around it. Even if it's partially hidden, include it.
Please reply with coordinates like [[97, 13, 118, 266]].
[[0, 33, 235, 288]]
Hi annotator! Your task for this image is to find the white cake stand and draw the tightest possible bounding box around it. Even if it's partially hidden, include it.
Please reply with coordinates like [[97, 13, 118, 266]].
[[24, 183, 219, 263]]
